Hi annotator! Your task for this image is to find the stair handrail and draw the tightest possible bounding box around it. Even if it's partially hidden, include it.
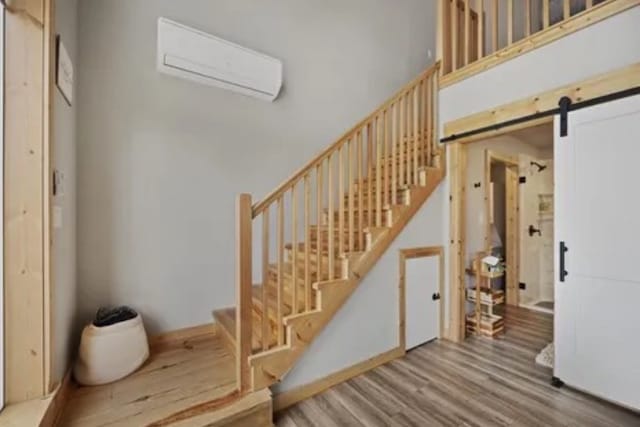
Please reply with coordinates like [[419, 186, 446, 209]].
[[251, 62, 441, 218]]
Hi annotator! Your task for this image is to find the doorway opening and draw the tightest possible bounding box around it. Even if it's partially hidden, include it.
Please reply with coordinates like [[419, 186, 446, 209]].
[[462, 121, 555, 338]]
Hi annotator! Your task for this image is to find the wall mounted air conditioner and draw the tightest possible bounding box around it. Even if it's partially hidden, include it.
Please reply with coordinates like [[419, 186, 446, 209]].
[[157, 17, 283, 102]]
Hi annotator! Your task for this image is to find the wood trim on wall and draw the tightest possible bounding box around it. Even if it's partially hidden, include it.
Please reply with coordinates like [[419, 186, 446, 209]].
[[399, 246, 445, 350], [443, 62, 640, 141], [4, 0, 54, 403], [447, 143, 466, 342], [440, 0, 639, 88], [272, 346, 404, 412]]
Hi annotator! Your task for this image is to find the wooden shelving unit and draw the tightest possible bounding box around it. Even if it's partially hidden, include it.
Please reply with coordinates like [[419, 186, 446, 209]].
[[465, 254, 505, 338]]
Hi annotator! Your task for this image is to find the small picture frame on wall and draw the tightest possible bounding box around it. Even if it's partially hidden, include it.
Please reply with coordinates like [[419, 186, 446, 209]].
[[56, 35, 73, 106]]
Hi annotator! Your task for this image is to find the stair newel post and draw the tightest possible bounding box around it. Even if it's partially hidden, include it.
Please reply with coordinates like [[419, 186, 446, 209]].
[[236, 193, 253, 392]]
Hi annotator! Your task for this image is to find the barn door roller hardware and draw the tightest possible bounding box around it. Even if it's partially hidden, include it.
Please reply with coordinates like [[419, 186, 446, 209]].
[[440, 86, 640, 144]]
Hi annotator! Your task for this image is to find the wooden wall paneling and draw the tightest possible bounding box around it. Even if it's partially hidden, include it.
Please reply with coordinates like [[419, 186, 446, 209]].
[[4, 0, 54, 402], [447, 143, 467, 342]]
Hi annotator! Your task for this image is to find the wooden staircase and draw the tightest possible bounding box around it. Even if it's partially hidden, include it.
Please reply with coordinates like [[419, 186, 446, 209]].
[[214, 63, 443, 393]]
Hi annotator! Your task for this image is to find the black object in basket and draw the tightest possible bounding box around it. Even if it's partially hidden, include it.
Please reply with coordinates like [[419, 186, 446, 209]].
[[93, 306, 138, 327]]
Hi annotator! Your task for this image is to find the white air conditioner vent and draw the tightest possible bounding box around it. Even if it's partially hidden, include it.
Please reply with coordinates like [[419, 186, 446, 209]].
[[157, 18, 283, 102]]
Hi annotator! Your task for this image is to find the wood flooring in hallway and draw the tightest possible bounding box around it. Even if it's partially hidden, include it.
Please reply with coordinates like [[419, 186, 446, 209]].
[[275, 306, 640, 427]]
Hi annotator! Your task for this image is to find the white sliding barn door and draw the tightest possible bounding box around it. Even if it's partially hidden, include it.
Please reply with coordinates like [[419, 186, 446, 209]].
[[405, 256, 440, 349], [555, 94, 640, 411]]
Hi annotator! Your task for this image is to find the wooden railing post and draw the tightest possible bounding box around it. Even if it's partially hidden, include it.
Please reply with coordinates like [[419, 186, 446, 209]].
[[236, 193, 253, 392]]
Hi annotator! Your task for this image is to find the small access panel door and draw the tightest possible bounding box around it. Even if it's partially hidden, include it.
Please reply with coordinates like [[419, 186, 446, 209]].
[[554, 94, 640, 411], [405, 256, 440, 350]]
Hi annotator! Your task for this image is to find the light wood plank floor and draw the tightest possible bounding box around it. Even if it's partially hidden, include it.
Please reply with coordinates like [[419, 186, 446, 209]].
[[276, 306, 640, 427], [59, 328, 237, 426]]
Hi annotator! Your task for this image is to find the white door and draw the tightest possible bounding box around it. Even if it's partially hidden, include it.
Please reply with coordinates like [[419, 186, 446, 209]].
[[555, 94, 640, 410], [405, 256, 440, 349]]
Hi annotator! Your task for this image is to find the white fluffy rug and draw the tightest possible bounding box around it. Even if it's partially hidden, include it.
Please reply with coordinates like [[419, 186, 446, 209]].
[[535, 343, 554, 368]]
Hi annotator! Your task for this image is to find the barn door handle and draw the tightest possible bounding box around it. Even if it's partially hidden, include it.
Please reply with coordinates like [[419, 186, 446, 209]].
[[432, 292, 441, 301], [559, 241, 569, 282]]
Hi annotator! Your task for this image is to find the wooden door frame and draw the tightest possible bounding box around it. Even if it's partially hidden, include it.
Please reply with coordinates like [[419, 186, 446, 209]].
[[445, 64, 640, 343], [399, 246, 445, 350], [485, 151, 520, 306], [4, 0, 54, 403]]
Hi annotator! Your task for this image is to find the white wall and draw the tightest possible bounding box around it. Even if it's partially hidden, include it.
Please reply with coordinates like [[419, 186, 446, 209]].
[[439, 7, 640, 331], [276, 182, 446, 393], [53, 0, 79, 384], [76, 0, 437, 335]]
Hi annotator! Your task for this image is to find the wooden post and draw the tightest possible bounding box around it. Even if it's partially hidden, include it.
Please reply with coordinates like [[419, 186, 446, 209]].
[[543, 0, 550, 29], [464, 0, 470, 66], [477, 0, 484, 59], [451, 0, 458, 71], [507, 0, 513, 45], [436, 0, 445, 75], [525, 0, 531, 37], [236, 193, 253, 392], [563, 0, 570, 20], [491, 0, 498, 52]]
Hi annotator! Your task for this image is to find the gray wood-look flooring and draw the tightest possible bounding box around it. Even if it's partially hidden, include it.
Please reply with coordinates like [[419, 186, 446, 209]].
[[275, 306, 640, 426]]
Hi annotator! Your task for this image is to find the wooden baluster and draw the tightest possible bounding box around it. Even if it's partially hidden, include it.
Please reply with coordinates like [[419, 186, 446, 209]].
[[261, 209, 269, 351], [391, 103, 398, 206], [276, 196, 284, 346], [451, 0, 458, 71], [384, 110, 390, 207], [477, 0, 484, 59], [464, 0, 470, 66], [424, 74, 435, 166], [586, 0, 593, 9], [406, 92, 412, 186], [357, 130, 364, 251], [367, 123, 373, 228], [316, 165, 323, 280], [563, 0, 570, 20], [492, 0, 498, 52], [543, 0, 550, 29], [328, 154, 335, 280], [291, 186, 298, 314], [525, 0, 531, 37], [433, 75, 439, 158], [507, 0, 513, 45], [399, 95, 405, 188], [376, 115, 383, 227], [304, 174, 311, 311], [348, 138, 355, 252], [236, 194, 252, 391], [413, 86, 420, 185], [338, 145, 344, 258]]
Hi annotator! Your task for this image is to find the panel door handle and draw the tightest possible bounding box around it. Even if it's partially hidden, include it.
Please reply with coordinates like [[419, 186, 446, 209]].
[[432, 292, 441, 301], [559, 241, 569, 282]]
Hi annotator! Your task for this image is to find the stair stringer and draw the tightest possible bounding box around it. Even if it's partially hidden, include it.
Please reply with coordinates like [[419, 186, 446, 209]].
[[248, 166, 445, 390]]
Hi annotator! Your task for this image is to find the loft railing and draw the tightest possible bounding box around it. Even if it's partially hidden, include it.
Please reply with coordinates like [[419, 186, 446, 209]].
[[234, 62, 441, 391], [440, 0, 616, 81]]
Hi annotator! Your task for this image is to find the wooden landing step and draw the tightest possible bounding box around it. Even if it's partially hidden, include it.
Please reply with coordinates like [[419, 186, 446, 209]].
[[58, 325, 273, 426]]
